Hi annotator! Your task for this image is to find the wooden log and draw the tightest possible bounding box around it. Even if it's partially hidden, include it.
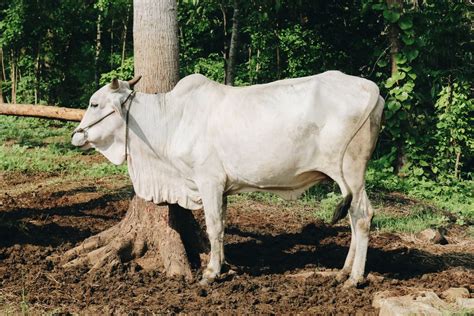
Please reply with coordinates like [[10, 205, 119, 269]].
[[0, 103, 85, 122]]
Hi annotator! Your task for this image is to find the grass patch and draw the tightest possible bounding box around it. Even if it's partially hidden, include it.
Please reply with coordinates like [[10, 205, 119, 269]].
[[372, 206, 449, 233], [0, 116, 126, 177]]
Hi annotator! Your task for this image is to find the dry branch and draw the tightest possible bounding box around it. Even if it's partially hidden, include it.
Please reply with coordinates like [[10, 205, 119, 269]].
[[0, 103, 85, 122]]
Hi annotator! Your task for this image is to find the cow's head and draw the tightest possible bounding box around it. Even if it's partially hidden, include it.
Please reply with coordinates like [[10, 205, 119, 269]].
[[71, 76, 141, 165]]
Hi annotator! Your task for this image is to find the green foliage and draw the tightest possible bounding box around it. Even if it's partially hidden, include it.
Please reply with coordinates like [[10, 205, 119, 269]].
[[433, 81, 473, 179], [100, 57, 135, 84]]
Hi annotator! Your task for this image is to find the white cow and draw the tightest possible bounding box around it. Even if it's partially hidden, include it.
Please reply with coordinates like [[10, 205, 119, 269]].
[[72, 71, 384, 287]]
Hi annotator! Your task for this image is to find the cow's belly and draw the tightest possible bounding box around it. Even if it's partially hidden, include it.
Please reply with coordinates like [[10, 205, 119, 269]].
[[225, 170, 328, 200]]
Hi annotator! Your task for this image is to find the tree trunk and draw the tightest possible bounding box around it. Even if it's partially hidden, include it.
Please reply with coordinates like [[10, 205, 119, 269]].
[[62, 0, 208, 281], [0, 48, 6, 84], [0, 77, 3, 104], [133, 0, 179, 92], [121, 3, 131, 68], [225, 0, 240, 86], [0, 48, 4, 103], [0, 103, 84, 121], [94, 10, 102, 88], [387, 0, 401, 75], [386, 0, 406, 173], [10, 51, 16, 104], [34, 43, 41, 104]]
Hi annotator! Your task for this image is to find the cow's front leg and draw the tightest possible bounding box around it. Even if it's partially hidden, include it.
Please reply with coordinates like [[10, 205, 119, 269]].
[[198, 181, 226, 285]]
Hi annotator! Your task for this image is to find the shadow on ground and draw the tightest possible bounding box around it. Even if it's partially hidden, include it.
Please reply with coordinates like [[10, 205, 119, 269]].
[[225, 223, 474, 279]]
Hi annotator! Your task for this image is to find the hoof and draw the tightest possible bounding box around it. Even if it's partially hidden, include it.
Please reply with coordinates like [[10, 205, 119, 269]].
[[335, 270, 350, 283], [200, 268, 217, 286], [199, 277, 212, 286], [342, 277, 366, 289]]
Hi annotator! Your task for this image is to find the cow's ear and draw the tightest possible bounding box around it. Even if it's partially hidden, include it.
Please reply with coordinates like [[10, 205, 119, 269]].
[[110, 78, 120, 91], [110, 94, 124, 116]]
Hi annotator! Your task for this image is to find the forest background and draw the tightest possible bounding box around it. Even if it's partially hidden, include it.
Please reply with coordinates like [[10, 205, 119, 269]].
[[0, 0, 472, 221]]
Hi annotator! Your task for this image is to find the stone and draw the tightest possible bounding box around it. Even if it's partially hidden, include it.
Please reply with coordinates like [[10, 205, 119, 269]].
[[456, 298, 474, 310], [416, 228, 448, 245], [441, 287, 469, 303], [373, 290, 453, 316], [367, 273, 385, 283]]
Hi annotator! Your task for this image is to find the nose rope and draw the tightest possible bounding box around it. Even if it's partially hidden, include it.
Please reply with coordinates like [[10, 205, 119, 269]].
[[124, 91, 136, 159]]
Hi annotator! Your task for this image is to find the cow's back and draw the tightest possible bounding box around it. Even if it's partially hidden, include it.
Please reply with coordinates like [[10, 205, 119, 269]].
[[202, 72, 378, 186]]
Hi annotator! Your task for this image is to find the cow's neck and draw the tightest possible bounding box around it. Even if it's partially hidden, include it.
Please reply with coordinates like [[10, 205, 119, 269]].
[[124, 92, 202, 210]]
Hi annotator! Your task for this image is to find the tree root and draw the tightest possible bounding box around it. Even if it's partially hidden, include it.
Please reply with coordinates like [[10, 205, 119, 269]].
[[62, 195, 208, 280]]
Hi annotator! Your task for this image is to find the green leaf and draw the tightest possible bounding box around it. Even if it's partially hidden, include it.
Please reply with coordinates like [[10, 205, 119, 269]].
[[383, 10, 400, 23], [398, 16, 413, 30], [387, 100, 401, 111], [377, 58, 388, 67], [395, 54, 407, 65], [392, 71, 406, 81], [419, 160, 429, 167], [414, 167, 424, 176], [401, 34, 415, 45], [385, 77, 397, 88], [396, 91, 409, 101], [372, 4, 385, 11], [405, 49, 419, 62]]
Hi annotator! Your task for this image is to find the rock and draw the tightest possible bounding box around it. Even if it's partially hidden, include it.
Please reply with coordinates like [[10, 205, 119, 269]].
[[287, 271, 314, 282], [373, 290, 400, 308], [416, 228, 448, 245], [373, 290, 453, 316], [367, 273, 384, 283], [441, 287, 469, 303], [456, 298, 474, 310]]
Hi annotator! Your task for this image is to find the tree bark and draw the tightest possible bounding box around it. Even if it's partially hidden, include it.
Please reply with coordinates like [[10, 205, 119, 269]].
[[0, 103, 84, 121], [121, 3, 131, 68], [0, 77, 3, 104], [133, 0, 179, 92], [225, 0, 240, 86], [0, 48, 6, 83], [62, 0, 208, 281], [386, 0, 406, 173], [0, 48, 4, 103], [386, 0, 401, 74], [10, 51, 16, 104], [94, 10, 102, 89], [34, 43, 41, 104]]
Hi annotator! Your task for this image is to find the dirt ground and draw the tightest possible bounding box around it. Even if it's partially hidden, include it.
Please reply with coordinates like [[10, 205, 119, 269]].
[[0, 171, 473, 315]]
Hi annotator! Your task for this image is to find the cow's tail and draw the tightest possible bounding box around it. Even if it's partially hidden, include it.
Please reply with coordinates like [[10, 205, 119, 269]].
[[331, 193, 353, 224], [331, 80, 381, 225]]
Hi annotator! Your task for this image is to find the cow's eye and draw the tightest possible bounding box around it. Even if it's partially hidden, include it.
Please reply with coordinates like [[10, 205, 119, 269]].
[[90, 103, 99, 108]]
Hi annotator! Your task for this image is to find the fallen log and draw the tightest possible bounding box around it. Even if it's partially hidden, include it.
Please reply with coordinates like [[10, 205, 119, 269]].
[[0, 103, 85, 122]]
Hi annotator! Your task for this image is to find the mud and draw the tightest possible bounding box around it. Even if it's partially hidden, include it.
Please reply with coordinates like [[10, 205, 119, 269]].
[[0, 172, 473, 314]]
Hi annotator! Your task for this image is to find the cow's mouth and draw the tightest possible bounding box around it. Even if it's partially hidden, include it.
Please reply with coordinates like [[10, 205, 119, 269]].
[[71, 131, 90, 149], [79, 142, 92, 150]]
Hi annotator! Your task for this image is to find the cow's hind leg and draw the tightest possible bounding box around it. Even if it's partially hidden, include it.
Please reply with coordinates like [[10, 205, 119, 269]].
[[343, 189, 373, 287], [332, 108, 380, 287]]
